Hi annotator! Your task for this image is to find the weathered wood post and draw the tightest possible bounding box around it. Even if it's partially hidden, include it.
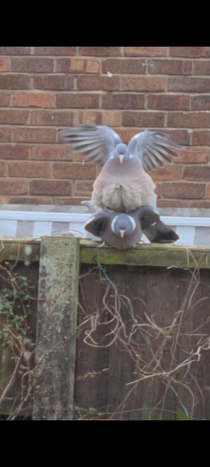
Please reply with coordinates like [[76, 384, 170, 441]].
[[32, 237, 80, 420]]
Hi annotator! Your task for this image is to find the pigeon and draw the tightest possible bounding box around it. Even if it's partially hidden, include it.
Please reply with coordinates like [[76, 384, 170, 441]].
[[61, 124, 183, 212], [84, 204, 179, 250]]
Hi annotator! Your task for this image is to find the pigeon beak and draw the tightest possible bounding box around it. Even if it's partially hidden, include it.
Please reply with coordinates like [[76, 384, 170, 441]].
[[118, 155, 124, 164], [120, 230, 125, 238]]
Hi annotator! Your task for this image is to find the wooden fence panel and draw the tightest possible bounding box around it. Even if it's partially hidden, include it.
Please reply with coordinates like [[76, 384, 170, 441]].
[[75, 264, 210, 420], [0, 260, 39, 418], [1, 240, 210, 420]]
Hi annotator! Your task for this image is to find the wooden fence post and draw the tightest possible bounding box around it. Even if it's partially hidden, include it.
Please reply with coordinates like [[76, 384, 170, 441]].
[[32, 237, 80, 420]]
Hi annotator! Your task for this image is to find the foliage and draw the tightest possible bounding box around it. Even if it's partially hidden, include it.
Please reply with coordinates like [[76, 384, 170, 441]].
[[0, 260, 35, 420]]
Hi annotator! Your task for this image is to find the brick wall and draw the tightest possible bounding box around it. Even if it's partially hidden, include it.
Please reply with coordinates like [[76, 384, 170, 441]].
[[0, 46, 210, 208]]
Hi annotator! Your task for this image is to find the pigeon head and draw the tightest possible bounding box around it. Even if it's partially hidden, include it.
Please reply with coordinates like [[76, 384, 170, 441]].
[[111, 214, 136, 239], [113, 143, 130, 164]]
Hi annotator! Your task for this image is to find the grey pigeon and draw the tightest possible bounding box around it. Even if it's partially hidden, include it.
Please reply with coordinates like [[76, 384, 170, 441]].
[[61, 124, 183, 212], [84, 204, 179, 250]]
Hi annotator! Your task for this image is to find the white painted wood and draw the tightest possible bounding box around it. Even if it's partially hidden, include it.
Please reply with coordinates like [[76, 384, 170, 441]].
[[0, 220, 17, 238], [33, 221, 52, 238], [0, 210, 210, 227], [176, 226, 195, 246], [0, 211, 90, 223], [161, 217, 210, 227], [69, 223, 86, 238]]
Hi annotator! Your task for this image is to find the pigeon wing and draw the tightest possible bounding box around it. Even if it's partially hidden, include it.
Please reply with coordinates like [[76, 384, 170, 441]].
[[136, 206, 179, 243], [128, 131, 183, 172], [84, 212, 110, 238], [61, 124, 122, 166]]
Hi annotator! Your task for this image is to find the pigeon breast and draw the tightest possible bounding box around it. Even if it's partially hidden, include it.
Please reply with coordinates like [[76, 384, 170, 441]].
[[91, 157, 157, 211]]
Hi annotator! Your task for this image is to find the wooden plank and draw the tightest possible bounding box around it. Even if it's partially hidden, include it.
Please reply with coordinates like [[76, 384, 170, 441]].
[[75, 264, 210, 420], [32, 237, 80, 420], [175, 269, 210, 420], [80, 240, 210, 269], [0, 239, 40, 262], [1, 237, 210, 269]]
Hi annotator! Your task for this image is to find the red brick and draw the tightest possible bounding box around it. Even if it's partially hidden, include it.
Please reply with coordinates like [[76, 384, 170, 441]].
[[153, 130, 190, 146], [11, 57, 53, 73], [77, 75, 120, 91], [9, 196, 54, 204], [190, 200, 210, 208], [191, 96, 210, 110], [168, 77, 210, 92], [8, 162, 50, 178], [33, 75, 74, 91], [0, 57, 10, 72], [194, 61, 210, 75], [0, 109, 29, 124], [30, 180, 72, 195], [122, 76, 166, 91], [53, 197, 89, 205], [74, 181, 94, 195], [113, 128, 138, 144], [148, 94, 190, 110], [55, 58, 71, 73], [0, 196, 8, 203], [0, 74, 30, 89], [0, 144, 28, 159], [174, 147, 210, 164], [162, 182, 205, 199], [150, 165, 183, 181], [102, 93, 145, 109], [154, 183, 161, 197], [85, 59, 100, 73], [53, 163, 96, 179], [14, 128, 56, 143], [157, 199, 193, 208], [122, 111, 165, 127], [102, 59, 146, 74], [0, 162, 6, 176], [74, 58, 99, 73], [0, 128, 12, 142], [12, 92, 55, 108], [79, 47, 121, 56], [167, 112, 210, 128], [56, 93, 99, 109], [192, 131, 210, 145], [0, 93, 10, 106], [116, 129, 189, 146], [170, 47, 210, 57], [101, 111, 121, 126], [30, 145, 73, 161], [31, 110, 73, 126], [183, 166, 210, 181], [34, 47, 76, 55], [74, 111, 102, 125], [0, 180, 28, 194], [206, 185, 210, 199], [148, 59, 192, 75], [124, 47, 167, 56], [73, 152, 90, 163], [56, 58, 100, 73], [0, 47, 31, 55]]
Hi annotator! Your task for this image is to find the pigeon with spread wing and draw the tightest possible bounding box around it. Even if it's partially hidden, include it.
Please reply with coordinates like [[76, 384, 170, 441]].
[[61, 125, 183, 212]]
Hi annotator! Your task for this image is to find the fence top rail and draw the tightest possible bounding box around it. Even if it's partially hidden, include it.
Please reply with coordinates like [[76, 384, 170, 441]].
[[0, 237, 210, 269], [79, 239, 210, 269]]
